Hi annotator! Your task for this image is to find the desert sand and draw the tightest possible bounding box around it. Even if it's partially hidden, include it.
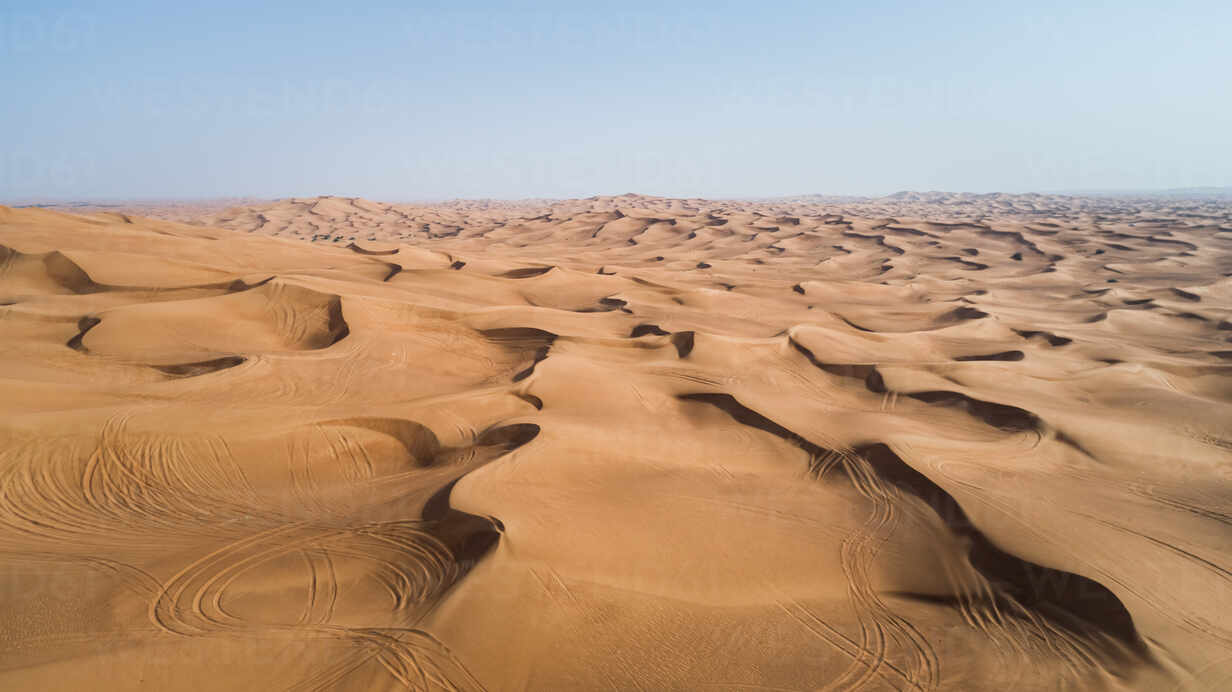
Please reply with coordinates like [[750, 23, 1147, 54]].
[[1, 192, 1230, 690]]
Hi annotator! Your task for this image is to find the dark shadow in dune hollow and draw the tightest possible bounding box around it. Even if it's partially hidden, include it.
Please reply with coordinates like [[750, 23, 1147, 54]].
[[680, 392, 1149, 665], [421, 424, 540, 578]]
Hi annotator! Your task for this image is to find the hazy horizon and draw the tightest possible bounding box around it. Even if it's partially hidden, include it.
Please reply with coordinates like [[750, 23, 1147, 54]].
[[3, 1, 1229, 200], [9, 185, 1232, 207]]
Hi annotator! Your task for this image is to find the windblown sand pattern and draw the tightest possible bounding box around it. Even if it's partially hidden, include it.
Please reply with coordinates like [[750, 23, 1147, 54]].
[[1, 193, 1230, 690]]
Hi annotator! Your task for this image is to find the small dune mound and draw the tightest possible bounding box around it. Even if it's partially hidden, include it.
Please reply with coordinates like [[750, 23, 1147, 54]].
[[78, 280, 349, 363], [480, 327, 556, 381], [319, 417, 442, 464], [0, 245, 104, 295], [66, 315, 102, 352], [1013, 329, 1073, 346], [953, 350, 1025, 362], [788, 338, 888, 393], [151, 355, 247, 377], [474, 422, 541, 450], [940, 306, 990, 323], [905, 390, 1041, 432], [630, 324, 670, 337], [836, 304, 989, 334], [500, 266, 554, 279], [345, 241, 399, 256]]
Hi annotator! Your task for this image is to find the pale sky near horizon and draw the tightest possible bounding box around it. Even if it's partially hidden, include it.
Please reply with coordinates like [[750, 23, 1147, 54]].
[[2, 1, 1229, 200]]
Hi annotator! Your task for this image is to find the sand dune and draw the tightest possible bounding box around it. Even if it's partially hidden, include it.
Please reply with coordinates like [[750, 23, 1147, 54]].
[[1, 193, 1230, 690]]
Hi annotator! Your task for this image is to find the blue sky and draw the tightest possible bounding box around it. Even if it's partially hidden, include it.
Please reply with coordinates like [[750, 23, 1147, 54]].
[[2, 1, 1228, 199]]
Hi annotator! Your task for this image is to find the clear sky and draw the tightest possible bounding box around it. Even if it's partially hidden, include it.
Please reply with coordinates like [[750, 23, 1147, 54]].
[[2, 1, 1229, 200]]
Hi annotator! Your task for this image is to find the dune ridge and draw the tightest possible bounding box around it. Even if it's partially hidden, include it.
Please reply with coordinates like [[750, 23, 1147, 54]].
[[0, 194, 1230, 690]]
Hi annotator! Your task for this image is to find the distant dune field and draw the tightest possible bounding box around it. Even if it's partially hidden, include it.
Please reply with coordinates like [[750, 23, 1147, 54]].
[[1, 193, 1230, 690]]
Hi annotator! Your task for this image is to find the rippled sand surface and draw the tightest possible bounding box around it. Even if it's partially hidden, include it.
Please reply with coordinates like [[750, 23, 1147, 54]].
[[1, 193, 1230, 690]]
